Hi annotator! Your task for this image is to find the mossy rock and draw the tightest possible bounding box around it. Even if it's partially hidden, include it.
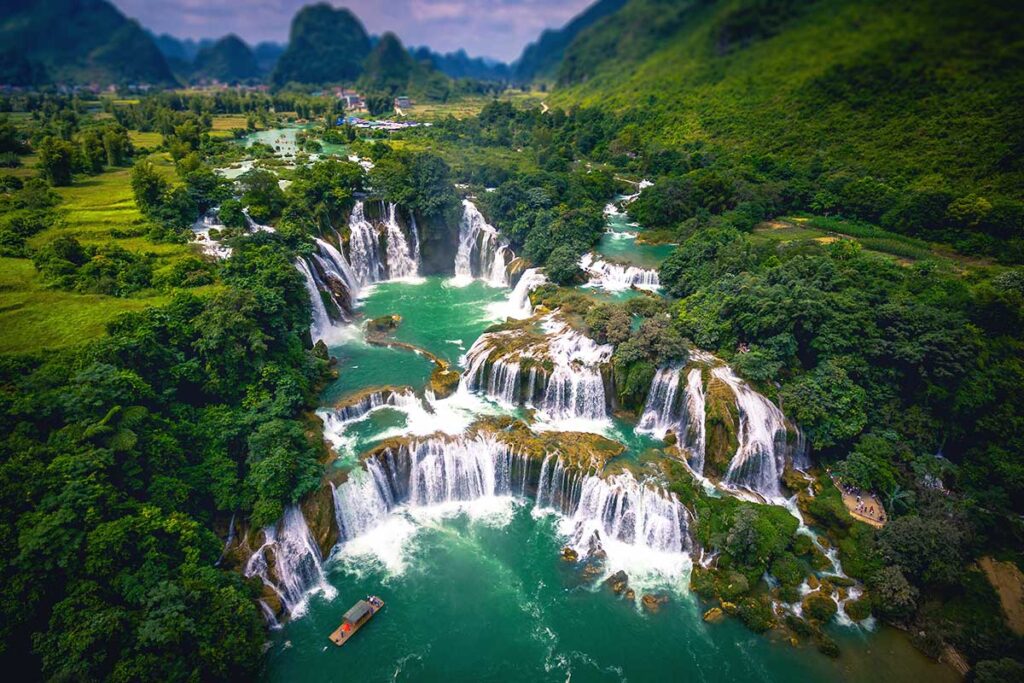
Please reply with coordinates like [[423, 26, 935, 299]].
[[703, 607, 724, 622], [813, 630, 840, 658], [802, 591, 838, 623], [430, 367, 461, 399], [716, 570, 751, 601], [845, 594, 872, 621], [366, 314, 402, 336], [703, 375, 739, 480], [737, 596, 775, 633], [300, 483, 339, 557], [690, 566, 717, 599]]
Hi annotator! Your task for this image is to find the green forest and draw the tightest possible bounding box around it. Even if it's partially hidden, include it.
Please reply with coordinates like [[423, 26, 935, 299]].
[[1, 0, 1023, 680]]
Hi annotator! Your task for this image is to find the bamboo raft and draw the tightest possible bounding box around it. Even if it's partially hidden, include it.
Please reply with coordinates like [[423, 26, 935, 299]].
[[329, 596, 385, 646]]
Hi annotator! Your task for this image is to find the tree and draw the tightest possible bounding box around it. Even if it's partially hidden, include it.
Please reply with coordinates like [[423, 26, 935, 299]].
[[37, 136, 75, 186], [780, 360, 867, 451], [870, 566, 918, 619], [545, 245, 581, 285], [130, 160, 168, 215]]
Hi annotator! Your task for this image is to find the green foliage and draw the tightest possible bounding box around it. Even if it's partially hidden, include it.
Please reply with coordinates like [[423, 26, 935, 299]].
[[544, 244, 582, 285], [32, 236, 153, 296], [780, 360, 867, 450], [369, 149, 459, 219], [737, 596, 774, 633], [37, 136, 75, 186], [802, 591, 838, 623], [0, 231, 327, 677]]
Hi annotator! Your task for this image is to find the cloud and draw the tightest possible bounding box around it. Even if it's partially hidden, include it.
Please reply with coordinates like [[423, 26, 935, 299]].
[[110, 0, 594, 61]]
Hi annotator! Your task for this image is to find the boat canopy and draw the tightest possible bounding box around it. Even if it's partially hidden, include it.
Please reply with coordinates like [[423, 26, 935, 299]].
[[343, 600, 373, 624]]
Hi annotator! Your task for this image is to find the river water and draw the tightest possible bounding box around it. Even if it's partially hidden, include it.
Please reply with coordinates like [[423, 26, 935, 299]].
[[245, 135, 956, 681], [261, 275, 956, 683]]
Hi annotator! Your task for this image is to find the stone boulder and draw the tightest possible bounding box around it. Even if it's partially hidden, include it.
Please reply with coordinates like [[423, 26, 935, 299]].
[[605, 570, 629, 595]]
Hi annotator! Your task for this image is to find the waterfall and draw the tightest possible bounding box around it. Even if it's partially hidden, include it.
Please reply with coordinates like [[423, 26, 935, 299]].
[[459, 316, 612, 424], [324, 388, 419, 425], [712, 366, 792, 499], [636, 366, 684, 439], [330, 435, 532, 530], [332, 459, 398, 541], [244, 506, 335, 617], [406, 436, 526, 506], [540, 365, 608, 421], [459, 334, 525, 407], [347, 200, 385, 286], [579, 253, 660, 292], [296, 258, 333, 342], [537, 319, 613, 423], [383, 202, 419, 280], [502, 268, 546, 320], [535, 453, 585, 513], [314, 235, 360, 301], [454, 200, 513, 286], [682, 369, 707, 474], [636, 366, 707, 473], [563, 471, 690, 558]]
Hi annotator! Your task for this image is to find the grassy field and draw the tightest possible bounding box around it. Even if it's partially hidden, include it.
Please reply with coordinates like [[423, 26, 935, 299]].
[[0, 152, 202, 354], [210, 115, 250, 139], [0, 257, 169, 353], [128, 130, 163, 148], [752, 216, 995, 272], [408, 91, 545, 121]]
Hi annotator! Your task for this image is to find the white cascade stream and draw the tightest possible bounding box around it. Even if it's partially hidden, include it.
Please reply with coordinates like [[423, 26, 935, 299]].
[[712, 366, 794, 500], [637, 366, 707, 473], [454, 200, 513, 286], [244, 506, 336, 618], [579, 253, 660, 292]]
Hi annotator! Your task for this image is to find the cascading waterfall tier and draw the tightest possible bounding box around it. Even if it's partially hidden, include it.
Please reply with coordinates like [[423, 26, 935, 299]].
[[459, 315, 613, 424], [562, 470, 691, 559], [637, 366, 706, 473], [579, 253, 660, 292], [296, 258, 334, 342], [712, 365, 804, 499], [454, 200, 514, 286], [252, 431, 691, 620], [337, 437, 687, 559], [347, 200, 385, 286], [637, 359, 807, 497], [382, 202, 419, 280], [346, 201, 421, 284], [244, 506, 335, 618], [501, 267, 546, 320]]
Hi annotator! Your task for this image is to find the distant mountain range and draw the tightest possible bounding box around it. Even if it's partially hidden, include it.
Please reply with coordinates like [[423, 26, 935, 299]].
[[512, 0, 626, 82], [0, 0, 717, 90], [0, 0, 175, 85]]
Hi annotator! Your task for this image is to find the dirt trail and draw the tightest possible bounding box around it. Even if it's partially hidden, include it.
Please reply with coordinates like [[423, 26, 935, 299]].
[[979, 556, 1024, 636]]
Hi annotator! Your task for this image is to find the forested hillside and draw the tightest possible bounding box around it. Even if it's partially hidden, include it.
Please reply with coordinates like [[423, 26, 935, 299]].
[[270, 3, 372, 86], [549, 0, 1023, 252], [0, 0, 175, 85], [513, 0, 627, 82]]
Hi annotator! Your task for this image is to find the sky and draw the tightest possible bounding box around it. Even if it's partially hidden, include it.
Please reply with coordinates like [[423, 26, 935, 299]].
[[111, 0, 594, 63]]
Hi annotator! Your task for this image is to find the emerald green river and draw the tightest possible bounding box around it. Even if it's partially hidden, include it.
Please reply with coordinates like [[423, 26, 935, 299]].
[[261, 271, 957, 682]]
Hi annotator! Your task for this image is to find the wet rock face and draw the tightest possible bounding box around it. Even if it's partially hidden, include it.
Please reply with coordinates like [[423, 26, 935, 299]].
[[703, 607, 724, 622], [367, 313, 402, 336], [703, 376, 739, 480], [561, 546, 579, 562], [430, 366, 461, 399], [642, 593, 669, 613], [605, 570, 629, 595], [300, 483, 340, 558]]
